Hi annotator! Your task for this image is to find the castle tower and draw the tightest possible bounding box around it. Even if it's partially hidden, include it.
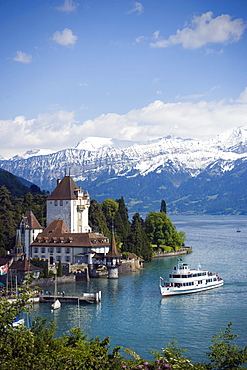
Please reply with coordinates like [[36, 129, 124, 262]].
[[16, 210, 43, 259], [46, 176, 91, 233], [105, 231, 121, 279]]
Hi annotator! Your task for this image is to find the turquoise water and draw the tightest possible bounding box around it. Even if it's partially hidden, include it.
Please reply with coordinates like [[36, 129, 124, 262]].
[[33, 215, 247, 364]]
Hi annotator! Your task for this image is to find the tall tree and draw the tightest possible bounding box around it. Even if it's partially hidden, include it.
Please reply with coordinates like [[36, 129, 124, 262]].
[[57, 260, 62, 277], [126, 213, 152, 261], [101, 199, 119, 231], [115, 197, 131, 244], [160, 199, 167, 213], [89, 199, 110, 237], [145, 211, 185, 250], [0, 186, 18, 251]]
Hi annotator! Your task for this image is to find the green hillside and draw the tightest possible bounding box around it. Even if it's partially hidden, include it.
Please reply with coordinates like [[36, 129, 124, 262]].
[[0, 168, 42, 197]]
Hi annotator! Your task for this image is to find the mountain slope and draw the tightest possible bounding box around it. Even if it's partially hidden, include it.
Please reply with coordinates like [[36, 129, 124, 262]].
[[0, 126, 247, 214], [0, 169, 43, 197]]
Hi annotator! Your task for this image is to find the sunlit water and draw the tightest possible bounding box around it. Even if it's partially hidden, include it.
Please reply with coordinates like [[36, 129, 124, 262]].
[[33, 215, 247, 364]]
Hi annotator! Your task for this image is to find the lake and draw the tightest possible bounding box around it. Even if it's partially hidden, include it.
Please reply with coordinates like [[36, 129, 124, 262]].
[[33, 215, 247, 364]]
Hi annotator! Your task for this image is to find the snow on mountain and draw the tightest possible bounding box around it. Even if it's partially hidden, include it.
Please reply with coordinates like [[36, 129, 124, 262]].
[[75, 137, 140, 151], [0, 125, 247, 193], [11, 148, 56, 160]]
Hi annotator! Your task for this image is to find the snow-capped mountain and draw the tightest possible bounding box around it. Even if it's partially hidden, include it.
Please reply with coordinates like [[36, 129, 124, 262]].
[[1, 125, 247, 214]]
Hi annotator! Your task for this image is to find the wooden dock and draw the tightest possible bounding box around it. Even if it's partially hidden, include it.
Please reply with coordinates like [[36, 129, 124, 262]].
[[39, 291, 102, 304]]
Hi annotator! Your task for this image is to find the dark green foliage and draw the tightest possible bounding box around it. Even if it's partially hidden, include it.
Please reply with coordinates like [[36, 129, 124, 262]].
[[206, 322, 247, 370], [30, 258, 45, 269], [145, 211, 186, 250], [0, 169, 44, 198], [115, 197, 131, 240], [0, 186, 20, 250], [89, 197, 184, 261], [0, 185, 47, 253], [44, 260, 49, 278], [57, 260, 63, 277], [102, 198, 119, 231], [125, 213, 153, 261], [160, 199, 167, 213], [1, 295, 246, 370], [89, 199, 110, 237]]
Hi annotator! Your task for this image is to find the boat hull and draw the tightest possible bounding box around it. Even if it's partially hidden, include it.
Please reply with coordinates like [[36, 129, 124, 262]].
[[160, 280, 224, 297], [51, 299, 61, 310]]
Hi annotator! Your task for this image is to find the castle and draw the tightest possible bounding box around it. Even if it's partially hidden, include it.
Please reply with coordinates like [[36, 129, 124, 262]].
[[17, 176, 112, 267]]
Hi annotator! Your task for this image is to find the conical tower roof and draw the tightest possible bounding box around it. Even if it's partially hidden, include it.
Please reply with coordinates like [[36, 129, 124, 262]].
[[106, 231, 121, 258], [24, 210, 43, 229], [47, 176, 80, 200]]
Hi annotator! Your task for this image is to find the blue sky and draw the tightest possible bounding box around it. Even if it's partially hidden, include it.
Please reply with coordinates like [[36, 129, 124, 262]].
[[0, 0, 247, 158]]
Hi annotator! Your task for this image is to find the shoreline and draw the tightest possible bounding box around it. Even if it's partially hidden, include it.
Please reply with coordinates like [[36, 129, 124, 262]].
[[153, 246, 192, 258]]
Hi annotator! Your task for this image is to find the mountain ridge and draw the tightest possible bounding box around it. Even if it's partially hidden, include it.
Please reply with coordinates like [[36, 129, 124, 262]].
[[0, 125, 247, 214]]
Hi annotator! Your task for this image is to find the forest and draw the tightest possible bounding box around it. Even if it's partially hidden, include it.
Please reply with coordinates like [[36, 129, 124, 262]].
[[0, 184, 185, 261]]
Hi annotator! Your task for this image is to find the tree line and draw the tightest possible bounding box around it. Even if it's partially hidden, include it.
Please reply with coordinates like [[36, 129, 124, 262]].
[[0, 185, 185, 261]]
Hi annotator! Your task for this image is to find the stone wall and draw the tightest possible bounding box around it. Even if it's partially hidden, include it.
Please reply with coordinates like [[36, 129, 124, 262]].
[[30, 275, 76, 287]]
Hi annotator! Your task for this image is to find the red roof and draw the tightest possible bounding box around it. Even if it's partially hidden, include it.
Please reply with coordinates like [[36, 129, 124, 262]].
[[106, 232, 121, 258], [47, 176, 81, 200], [24, 210, 43, 229], [32, 220, 110, 248]]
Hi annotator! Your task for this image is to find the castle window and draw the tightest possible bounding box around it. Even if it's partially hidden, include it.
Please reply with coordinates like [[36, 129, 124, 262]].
[[66, 256, 70, 262], [55, 200, 58, 206], [60, 200, 63, 206], [41, 247, 45, 253], [34, 247, 38, 253], [56, 247, 61, 253], [49, 247, 54, 254]]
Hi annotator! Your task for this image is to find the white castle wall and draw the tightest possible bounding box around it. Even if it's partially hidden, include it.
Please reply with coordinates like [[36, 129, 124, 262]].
[[46, 197, 91, 233]]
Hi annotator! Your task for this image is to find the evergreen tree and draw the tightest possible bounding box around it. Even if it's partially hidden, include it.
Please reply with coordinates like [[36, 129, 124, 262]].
[[0, 186, 18, 251], [44, 260, 49, 278], [115, 197, 131, 247], [89, 199, 110, 237], [57, 260, 62, 277], [126, 213, 152, 261], [160, 199, 167, 213]]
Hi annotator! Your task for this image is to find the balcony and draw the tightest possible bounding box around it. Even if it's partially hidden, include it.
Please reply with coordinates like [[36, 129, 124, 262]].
[[77, 205, 85, 212]]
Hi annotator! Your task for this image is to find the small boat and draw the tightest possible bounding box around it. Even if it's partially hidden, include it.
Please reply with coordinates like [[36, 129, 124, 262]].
[[237, 228, 241, 233], [159, 259, 223, 297], [12, 316, 25, 327], [51, 299, 61, 310], [51, 274, 61, 310]]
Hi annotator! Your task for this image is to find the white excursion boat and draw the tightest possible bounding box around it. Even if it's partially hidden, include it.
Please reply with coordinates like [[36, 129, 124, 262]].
[[159, 259, 224, 297]]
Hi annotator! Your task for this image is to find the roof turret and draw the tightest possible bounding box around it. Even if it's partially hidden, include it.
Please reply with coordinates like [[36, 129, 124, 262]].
[[106, 231, 121, 258]]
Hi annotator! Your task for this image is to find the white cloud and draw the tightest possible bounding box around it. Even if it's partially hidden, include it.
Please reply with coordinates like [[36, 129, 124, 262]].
[[135, 35, 146, 43], [52, 28, 78, 47], [1, 89, 247, 158], [13, 51, 32, 63], [128, 2, 144, 15], [150, 12, 246, 49], [236, 87, 247, 103], [56, 0, 78, 13]]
